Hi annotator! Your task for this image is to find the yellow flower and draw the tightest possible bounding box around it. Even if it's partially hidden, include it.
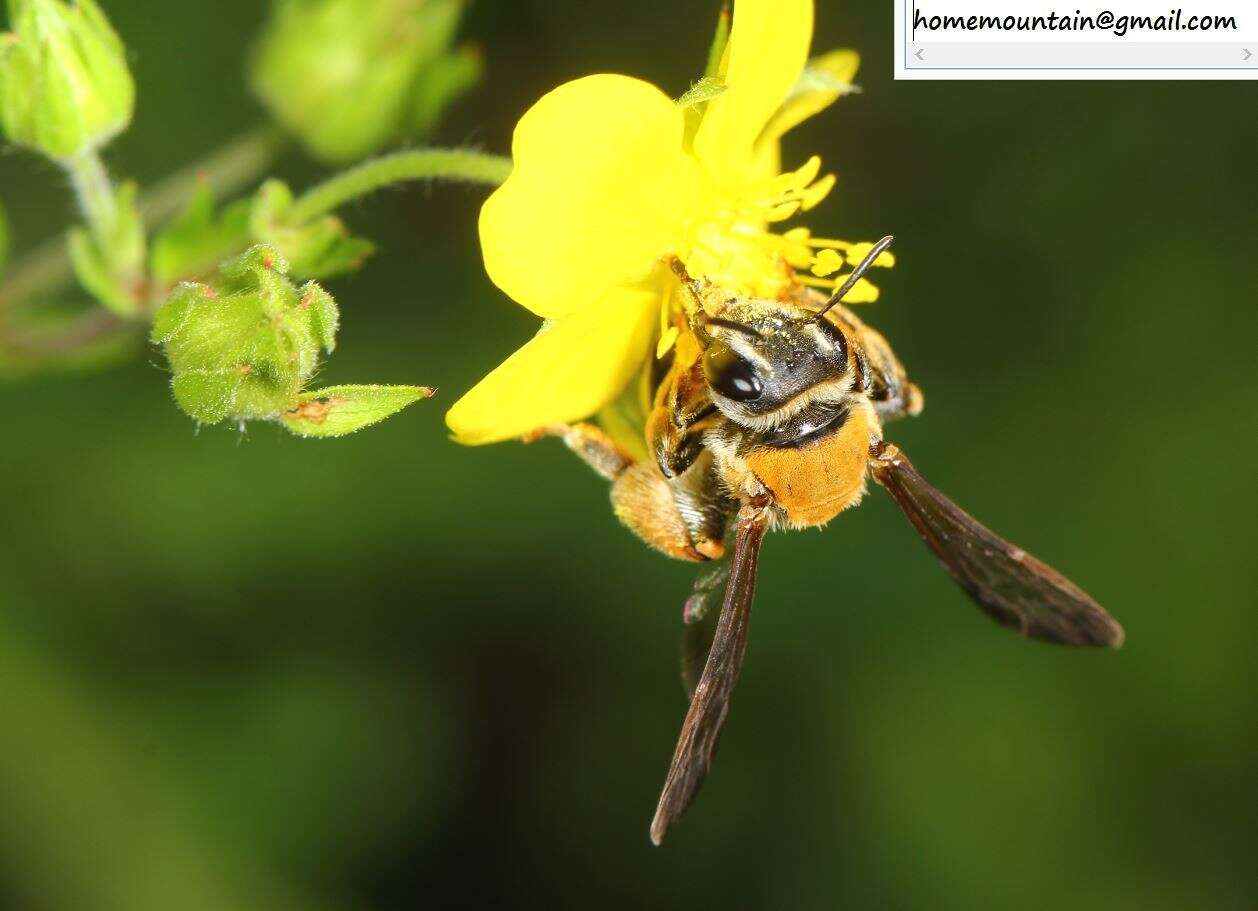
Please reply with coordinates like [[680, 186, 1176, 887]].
[[447, 0, 890, 445]]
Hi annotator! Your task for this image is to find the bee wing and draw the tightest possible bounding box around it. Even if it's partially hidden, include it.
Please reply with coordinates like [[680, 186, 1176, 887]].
[[651, 507, 769, 846], [871, 443, 1124, 648], [681, 560, 730, 699]]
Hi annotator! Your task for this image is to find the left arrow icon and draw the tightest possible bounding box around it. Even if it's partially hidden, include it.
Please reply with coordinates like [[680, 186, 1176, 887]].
[[915, 48, 925, 61]]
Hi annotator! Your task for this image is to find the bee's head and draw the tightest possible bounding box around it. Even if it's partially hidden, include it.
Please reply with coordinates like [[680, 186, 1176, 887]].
[[699, 305, 850, 419], [673, 235, 894, 425]]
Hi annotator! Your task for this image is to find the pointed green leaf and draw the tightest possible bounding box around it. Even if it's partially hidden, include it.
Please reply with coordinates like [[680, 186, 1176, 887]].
[[68, 226, 134, 316], [704, 4, 732, 79], [280, 384, 433, 438], [149, 182, 251, 285], [249, 179, 375, 280], [296, 282, 339, 354], [66, 179, 145, 317], [110, 180, 146, 277]]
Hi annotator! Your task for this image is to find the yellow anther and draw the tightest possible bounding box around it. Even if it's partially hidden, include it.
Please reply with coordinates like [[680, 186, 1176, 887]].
[[800, 174, 836, 211]]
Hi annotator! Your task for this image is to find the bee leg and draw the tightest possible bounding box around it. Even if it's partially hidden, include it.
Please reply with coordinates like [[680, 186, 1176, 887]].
[[646, 402, 719, 479], [530, 423, 729, 562], [612, 460, 728, 563], [525, 422, 634, 480]]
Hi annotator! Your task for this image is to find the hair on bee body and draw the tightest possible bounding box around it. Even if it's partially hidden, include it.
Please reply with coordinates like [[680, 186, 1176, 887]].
[[547, 234, 1122, 846]]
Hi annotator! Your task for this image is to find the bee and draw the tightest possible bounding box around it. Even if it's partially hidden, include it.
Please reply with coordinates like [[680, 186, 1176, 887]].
[[535, 237, 1123, 845]]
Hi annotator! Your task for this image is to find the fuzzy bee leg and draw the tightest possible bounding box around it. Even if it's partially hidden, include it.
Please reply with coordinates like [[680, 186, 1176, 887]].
[[611, 458, 729, 563], [527, 423, 729, 563], [525, 423, 634, 480]]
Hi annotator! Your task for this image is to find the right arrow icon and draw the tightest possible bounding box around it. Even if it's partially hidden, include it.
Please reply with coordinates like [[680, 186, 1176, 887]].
[[1244, 48, 1253, 61]]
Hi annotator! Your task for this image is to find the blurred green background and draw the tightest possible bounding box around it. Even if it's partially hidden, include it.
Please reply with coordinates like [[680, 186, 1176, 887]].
[[3, 1, 1257, 908]]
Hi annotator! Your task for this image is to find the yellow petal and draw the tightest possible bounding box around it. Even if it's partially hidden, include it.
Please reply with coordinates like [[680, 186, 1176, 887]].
[[749, 49, 859, 179], [446, 286, 659, 445], [759, 50, 860, 149], [749, 138, 783, 180], [656, 326, 680, 359], [695, 0, 814, 180], [480, 75, 695, 320]]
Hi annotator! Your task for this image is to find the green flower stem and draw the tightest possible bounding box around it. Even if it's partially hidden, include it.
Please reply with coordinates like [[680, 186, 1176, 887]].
[[0, 140, 509, 374], [289, 148, 512, 224], [138, 126, 287, 228], [0, 128, 285, 370], [65, 151, 119, 245], [0, 128, 283, 309]]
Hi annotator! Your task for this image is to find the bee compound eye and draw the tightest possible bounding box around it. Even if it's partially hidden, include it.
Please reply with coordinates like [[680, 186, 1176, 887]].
[[703, 344, 764, 402]]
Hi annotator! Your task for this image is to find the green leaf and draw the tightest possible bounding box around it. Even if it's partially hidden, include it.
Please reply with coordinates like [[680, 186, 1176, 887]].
[[68, 226, 133, 316], [298, 282, 339, 354], [280, 384, 433, 438], [250, 179, 375, 281], [110, 180, 147, 277], [704, 3, 732, 79], [596, 357, 652, 464], [149, 182, 251, 285], [66, 179, 146, 317]]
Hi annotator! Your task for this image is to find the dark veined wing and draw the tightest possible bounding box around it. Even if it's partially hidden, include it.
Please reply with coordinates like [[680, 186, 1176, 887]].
[[651, 507, 769, 846], [871, 443, 1124, 648], [681, 560, 730, 699]]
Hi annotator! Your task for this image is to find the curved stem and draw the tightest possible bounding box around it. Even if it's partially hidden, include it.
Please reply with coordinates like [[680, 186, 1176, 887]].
[[139, 127, 286, 227], [289, 148, 512, 224], [0, 128, 285, 372], [66, 152, 119, 245], [0, 139, 509, 375], [0, 127, 284, 310]]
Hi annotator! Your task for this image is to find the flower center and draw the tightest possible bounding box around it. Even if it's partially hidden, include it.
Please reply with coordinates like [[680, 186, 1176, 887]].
[[678, 155, 893, 305]]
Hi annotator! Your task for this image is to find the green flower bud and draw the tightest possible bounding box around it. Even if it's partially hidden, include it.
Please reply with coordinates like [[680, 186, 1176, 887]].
[[148, 183, 252, 287], [250, 0, 476, 164], [151, 245, 340, 426], [0, 0, 135, 161], [250, 179, 374, 280]]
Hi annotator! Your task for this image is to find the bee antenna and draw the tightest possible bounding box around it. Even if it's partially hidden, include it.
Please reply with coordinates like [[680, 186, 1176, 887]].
[[669, 256, 702, 303], [811, 235, 894, 322], [669, 255, 715, 345]]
